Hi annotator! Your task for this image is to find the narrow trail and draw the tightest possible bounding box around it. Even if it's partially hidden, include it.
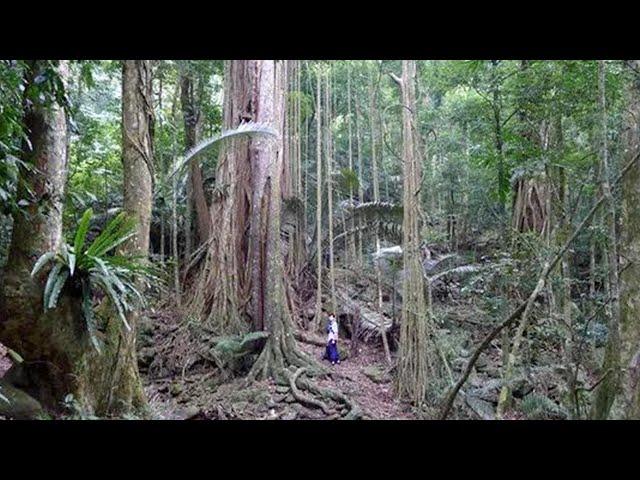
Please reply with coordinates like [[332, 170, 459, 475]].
[[297, 340, 414, 419], [141, 305, 415, 420]]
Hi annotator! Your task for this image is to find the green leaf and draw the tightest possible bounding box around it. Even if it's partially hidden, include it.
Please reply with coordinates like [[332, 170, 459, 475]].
[[87, 212, 136, 258], [31, 251, 56, 277], [47, 268, 69, 310], [43, 263, 63, 311], [81, 278, 101, 353], [68, 252, 76, 277], [74, 208, 93, 258]]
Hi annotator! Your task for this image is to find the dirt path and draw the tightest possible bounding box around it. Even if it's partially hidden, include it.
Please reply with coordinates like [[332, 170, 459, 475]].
[[297, 340, 415, 419], [143, 315, 415, 420]]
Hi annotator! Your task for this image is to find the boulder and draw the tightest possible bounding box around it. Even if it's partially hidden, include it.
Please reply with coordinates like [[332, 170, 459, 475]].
[[465, 394, 496, 420], [362, 366, 392, 384], [0, 381, 46, 419]]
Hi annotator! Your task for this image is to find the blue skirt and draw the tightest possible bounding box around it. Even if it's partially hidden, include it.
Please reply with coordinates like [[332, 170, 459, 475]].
[[324, 340, 340, 363]]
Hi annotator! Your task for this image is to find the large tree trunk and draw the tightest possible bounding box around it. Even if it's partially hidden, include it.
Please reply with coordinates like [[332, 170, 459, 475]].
[[393, 61, 438, 405], [0, 61, 151, 417], [189, 60, 254, 334], [180, 70, 211, 247], [619, 59, 640, 419], [101, 59, 155, 416], [243, 60, 318, 381], [0, 61, 77, 410]]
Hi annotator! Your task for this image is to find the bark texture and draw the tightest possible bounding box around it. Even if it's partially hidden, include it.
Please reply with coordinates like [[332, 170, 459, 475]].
[[619, 60, 640, 419]]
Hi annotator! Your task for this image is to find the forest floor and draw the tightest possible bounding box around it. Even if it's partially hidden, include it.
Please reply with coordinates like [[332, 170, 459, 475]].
[[144, 330, 416, 420], [0, 247, 586, 420]]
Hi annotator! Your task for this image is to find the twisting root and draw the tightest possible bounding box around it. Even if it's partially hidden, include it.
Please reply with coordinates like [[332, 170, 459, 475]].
[[286, 368, 333, 414]]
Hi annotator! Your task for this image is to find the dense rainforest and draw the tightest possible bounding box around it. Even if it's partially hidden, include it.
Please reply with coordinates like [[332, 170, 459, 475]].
[[0, 59, 639, 420]]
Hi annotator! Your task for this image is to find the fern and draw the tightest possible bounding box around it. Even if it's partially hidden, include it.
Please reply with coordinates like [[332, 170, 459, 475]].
[[74, 207, 93, 257], [428, 265, 481, 283], [345, 201, 403, 223], [31, 208, 158, 351], [520, 393, 567, 419]]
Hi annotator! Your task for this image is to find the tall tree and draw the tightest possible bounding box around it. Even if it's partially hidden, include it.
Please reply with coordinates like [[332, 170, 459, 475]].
[[313, 67, 323, 331], [592, 60, 622, 419], [0, 61, 74, 410], [189, 60, 254, 334], [370, 64, 392, 365], [106, 59, 155, 415], [619, 60, 640, 419], [180, 64, 211, 249], [325, 69, 337, 315], [392, 61, 437, 405]]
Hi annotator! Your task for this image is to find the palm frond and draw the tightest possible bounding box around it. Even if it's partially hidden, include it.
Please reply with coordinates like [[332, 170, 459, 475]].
[[345, 201, 403, 223], [169, 122, 279, 178]]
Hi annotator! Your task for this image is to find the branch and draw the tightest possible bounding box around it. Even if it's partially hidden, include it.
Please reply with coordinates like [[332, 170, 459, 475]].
[[389, 72, 402, 86]]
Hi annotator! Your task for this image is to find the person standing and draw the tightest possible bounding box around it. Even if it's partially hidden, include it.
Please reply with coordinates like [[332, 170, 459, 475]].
[[324, 313, 340, 365]]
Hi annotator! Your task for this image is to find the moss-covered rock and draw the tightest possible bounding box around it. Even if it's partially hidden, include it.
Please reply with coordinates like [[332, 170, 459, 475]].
[[0, 381, 46, 419], [362, 366, 391, 384]]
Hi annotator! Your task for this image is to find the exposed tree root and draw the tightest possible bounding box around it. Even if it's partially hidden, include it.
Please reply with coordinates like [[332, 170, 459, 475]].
[[287, 368, 332, 414], [247, 333, 360, 419], [294, 330, 326, 347]]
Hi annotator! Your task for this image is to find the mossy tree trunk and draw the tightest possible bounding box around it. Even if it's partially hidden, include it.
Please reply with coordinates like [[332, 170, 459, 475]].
[[98, 59, 155, 417], [619, 59, 640, 419], [0, 61, 149, 417], [180, 66, 211, 248], [393, 61, 438, 405], [246, 60, 319, 382], [0, 60, 81, 410]]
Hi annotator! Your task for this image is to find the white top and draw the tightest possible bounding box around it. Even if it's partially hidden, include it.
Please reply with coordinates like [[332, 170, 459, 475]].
[[327, 316, 338, 342]]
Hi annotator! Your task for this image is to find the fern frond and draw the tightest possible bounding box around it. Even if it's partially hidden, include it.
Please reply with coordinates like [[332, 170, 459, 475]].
[[427, 265, 481, 283], [346, 201, 403, 223], [43, 263, 63, 312], [74, 208, 93, 257], [31, 251, 56, 277]]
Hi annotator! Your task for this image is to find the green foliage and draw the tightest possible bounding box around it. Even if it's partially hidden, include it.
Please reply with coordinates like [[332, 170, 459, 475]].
[[520, 393, 568, 420], [335, 167, 359, 195], [31, 208, 158, 352], [346, 201, 403, 223]]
